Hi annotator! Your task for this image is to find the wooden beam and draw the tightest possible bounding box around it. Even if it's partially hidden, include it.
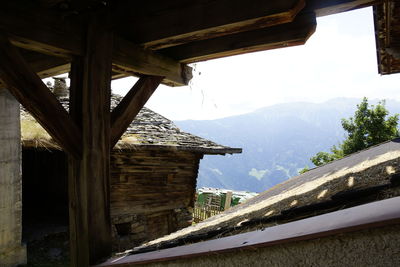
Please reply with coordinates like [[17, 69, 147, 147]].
[[112, 37, 191, 86], [22, 51, 70, 78], [0, 2, 84, 58], [68, 14, 115, 265], [161, 13, 317, 63], [307, 0, 382, 17], [0, 34, 82, 158], [114, 0, 305, 50], [110, 76, 163, 148], [0, 51, 69, 87], [0, 2, 192, 86]]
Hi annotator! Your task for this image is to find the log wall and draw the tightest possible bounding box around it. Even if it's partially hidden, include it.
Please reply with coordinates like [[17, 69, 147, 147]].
[[110, 150, 201, 250], [21, 148, 201, 251]]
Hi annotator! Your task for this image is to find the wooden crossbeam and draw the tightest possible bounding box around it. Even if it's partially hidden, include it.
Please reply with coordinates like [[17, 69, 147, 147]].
[[0, 2, 84, 58], [0, 2, 192, 86], [23, 52, 70, 78], [114, 0, 305, 50], [161, 13, 317, 63], [110, 76, 163, 148], [0, 34, 82, 158], [0, 52, 69, 86], [112, 37, 191, 87]]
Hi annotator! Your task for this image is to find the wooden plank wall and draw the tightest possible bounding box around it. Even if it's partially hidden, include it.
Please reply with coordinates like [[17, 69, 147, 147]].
[[110, 150, 201, 216], [110, 150, 201, 250], [21, 148, 201, 251]]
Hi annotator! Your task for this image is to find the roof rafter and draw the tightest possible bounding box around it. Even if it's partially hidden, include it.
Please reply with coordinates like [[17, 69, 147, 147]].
[[114, 0, 305, 50], [0, 2, 192, 86], [161, 12, 317, 63], [307, 0, 382, 17]]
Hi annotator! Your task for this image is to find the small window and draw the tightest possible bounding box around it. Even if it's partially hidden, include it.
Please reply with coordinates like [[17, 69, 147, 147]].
[[115, 222, 131, 236]]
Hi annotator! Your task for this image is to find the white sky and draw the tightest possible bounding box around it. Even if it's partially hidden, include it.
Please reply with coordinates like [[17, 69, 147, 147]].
[[112, 7, 400, 121]]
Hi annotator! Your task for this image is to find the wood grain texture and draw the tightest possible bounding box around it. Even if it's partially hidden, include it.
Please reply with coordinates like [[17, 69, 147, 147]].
[[110, 76, 163, 148], [0, 1, 84, 58], [68, 58, 89, 267], [307, 0, 381, 17], [112, 37, 191, 86], [68, 14, 114, 265], [82, 15, 113, 264], [110, 150, 201, 216], [114, 0, 305, 49], [0, 34, 82, 158], [161, 12, 317, 63], [0, 2, 191, 86]]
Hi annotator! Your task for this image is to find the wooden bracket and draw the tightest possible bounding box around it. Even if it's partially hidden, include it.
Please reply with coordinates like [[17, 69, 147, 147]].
[[110, 75, 163, 148], [0, 33, 82, 158]]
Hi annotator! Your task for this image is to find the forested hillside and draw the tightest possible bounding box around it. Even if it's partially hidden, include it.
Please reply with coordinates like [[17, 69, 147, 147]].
[[176, 98, 400, 192]]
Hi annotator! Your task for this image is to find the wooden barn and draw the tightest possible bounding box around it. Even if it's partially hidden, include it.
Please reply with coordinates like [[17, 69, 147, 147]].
[[21, 80, 241, 251]]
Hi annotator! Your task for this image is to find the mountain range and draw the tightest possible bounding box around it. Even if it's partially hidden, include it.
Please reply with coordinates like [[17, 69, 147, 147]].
[[175, 98, 400, 193]]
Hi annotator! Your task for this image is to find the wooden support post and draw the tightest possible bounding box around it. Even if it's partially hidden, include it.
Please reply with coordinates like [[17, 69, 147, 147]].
[[68, 58, 89, 267], [224, 191, 233, 211], [68, 15, 113, 265], [110, 76, 163, 147]]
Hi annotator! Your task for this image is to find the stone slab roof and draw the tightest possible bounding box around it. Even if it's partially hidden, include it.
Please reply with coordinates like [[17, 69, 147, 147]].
[[131, 139, 400, 253], [21, 92, 242, 155]]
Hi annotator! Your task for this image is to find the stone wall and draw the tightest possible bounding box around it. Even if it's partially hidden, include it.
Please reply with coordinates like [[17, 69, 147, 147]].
[[111, 208, 193, 251], [147, 224, 400, 267], [0, 88, 26, 266]]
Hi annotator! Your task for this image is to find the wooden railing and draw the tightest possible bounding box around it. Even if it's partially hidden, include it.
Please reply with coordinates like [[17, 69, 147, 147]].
[[193, 191, 233, 223], [193, 203, 223, 223]]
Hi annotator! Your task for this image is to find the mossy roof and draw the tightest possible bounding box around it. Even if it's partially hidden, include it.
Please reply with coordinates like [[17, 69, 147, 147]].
[[133, 139, 400, 253], [21, 94, 242, 155]]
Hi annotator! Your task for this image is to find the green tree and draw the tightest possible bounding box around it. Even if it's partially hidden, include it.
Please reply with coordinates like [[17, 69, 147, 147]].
[[310, 97, 399, 167], [298, 166, 310, 174]]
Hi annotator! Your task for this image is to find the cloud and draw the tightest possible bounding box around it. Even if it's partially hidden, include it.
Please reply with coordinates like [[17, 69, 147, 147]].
[[248, 168, 269, 180]]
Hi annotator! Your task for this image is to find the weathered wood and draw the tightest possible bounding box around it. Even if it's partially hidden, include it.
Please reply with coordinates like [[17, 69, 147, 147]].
[[0, 52, 69, 86], [224, 191, 233, 211], [0, 34, 82, 158], [162, 13, 317, 63], [373, 1, 400, 74], [110, 76, 163, 147], [0, 2, 192, 86], [68, 58, 89, 267], [112, 37, 191, 86], [114, 0, 305, 49], [307, 0, 382, 17], [80, 15, 113, 265], [20, 50, 70, 78], [0, 2, 84, 58], [109, 150, 201, 216]]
